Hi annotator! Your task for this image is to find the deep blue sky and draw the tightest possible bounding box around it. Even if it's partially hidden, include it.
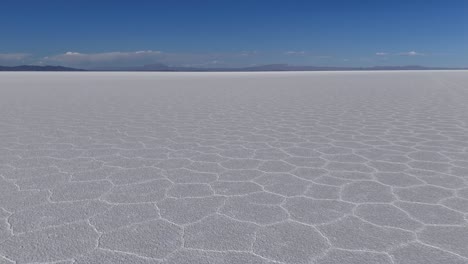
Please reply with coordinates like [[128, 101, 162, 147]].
[[1, 0, 467, 68]]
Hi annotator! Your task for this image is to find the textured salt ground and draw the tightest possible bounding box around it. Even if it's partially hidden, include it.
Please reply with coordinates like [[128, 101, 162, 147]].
[[0, 71, 468, 263]]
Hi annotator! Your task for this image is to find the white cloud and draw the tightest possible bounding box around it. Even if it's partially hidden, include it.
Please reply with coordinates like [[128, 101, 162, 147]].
[[0, 53, 31, 65], [0, 53, 30, 60], [65, 52, 81, 55], [374, 51, 426, 57], [239, 51, 257, 57], [42, 50, 267, 68], [285, 51, 306, 55], [45, 50, 163, 66], [399, 51, 424, 56]]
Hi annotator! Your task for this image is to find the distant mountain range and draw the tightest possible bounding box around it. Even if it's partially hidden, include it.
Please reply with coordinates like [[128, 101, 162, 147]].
[[0, 65, 85, 71], [0, 64, 465, 72], [93, 63, 464, 72]]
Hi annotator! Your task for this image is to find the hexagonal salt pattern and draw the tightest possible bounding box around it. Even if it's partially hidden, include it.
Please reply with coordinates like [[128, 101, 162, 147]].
[[0, 71, 468, 263]]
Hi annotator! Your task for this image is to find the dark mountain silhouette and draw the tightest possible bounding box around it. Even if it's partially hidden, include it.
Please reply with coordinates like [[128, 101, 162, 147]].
[[1, 64, 465, 72], [92, 64, 463, 72], [0, 65, 85, 71]]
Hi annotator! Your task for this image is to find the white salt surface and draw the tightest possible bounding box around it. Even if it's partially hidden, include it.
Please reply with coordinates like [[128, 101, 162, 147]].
[[1, 71, 468, 263]]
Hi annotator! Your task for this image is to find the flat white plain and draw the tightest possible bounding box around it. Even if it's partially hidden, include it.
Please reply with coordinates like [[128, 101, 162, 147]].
[[0, 71, 468, 264]]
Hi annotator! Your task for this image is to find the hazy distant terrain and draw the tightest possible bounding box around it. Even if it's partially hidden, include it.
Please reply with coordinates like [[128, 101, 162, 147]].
[[91, 63, 461, 71], [1, 71, 468, 264], [1, 64, 465, 72], [0, 65, 85, 71]]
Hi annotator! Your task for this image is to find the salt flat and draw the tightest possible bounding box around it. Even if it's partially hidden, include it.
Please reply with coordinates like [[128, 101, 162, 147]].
[[1, 71, 468, 264]]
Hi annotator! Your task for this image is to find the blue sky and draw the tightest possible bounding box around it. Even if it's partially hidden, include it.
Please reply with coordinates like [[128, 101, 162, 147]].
[[1, 0, 467, 68]]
